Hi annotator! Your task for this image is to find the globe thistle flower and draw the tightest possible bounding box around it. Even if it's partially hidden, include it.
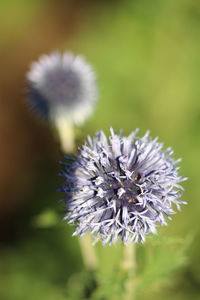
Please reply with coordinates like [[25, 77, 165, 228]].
[[61, 129, 187, 245], [26, 51, 97, 125]]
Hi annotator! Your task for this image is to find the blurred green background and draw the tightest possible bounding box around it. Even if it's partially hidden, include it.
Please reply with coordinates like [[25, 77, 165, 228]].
[[0, 0, 199, 299]]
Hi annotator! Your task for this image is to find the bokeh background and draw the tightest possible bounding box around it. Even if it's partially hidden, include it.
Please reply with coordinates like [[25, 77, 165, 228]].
[[0, 0, 200, 299]]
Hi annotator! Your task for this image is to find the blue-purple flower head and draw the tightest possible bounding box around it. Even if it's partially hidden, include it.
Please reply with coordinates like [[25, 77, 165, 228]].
[[61, 129, 187, 245], [27, 51, 97, 125]]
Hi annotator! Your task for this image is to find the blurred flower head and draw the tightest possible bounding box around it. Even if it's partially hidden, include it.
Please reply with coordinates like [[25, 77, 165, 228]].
[[27, 51, 97, 125], [61, 129, 187, 245]]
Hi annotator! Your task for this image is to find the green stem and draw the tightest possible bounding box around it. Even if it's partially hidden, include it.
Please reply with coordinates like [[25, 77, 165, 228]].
[[55, 118, 98, 271], [122, 243, 136, 300], [79, 234, 98, 271]]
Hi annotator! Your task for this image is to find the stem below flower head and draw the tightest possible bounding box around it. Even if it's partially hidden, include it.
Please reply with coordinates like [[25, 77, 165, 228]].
[[122, 243, 136, 300], [55, 119, 98, 271], [55, 117, 75, 153], [79, 234, 98, 271]]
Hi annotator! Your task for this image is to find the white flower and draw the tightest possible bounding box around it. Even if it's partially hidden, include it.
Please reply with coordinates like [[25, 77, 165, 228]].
[[27, 51, 97, 125]]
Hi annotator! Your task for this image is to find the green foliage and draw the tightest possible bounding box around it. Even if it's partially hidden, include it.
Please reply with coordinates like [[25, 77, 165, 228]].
[[91, 268, 129, 300], [0, 226, 82, 300], [136, 236, 191, 295], [31, 209, 60, 228], [1, 0, 200, 299]]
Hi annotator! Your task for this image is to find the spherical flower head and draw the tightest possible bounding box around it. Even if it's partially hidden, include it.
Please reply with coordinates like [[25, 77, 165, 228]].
[[61, 129, 187, 245], [26, 51, 97, 125]]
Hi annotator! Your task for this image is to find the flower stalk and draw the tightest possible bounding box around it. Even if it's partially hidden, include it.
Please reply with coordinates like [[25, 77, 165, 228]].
[[122, 243, 136, 300], [57, 122, 98, 271], [79, 234, 98, 271], [55, 117, 75, 153]]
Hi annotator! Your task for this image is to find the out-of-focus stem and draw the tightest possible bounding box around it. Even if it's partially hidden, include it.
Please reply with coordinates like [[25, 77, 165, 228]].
[[122, 243, 136, 300], [79, 234, 98, 271], [55, 118, 98, 271], [55, 117, 75, 153]]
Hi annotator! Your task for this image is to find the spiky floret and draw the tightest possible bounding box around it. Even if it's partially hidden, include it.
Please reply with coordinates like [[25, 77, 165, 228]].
[[61, 129, 187, 245], [26, 51, 97, 125]]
